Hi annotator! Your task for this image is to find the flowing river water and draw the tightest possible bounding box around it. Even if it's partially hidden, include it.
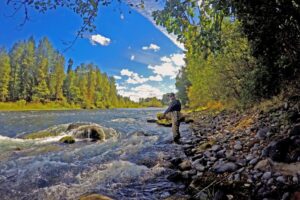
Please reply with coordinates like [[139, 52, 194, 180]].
[[0, 108, 191, 200]]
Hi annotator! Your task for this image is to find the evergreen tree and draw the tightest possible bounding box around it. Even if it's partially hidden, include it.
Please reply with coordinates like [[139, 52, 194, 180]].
[[0, 49, 11, 101], [9, 42, 24, 101]]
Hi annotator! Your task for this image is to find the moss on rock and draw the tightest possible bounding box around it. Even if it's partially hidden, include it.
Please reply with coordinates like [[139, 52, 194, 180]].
[[23, 131, 58, 139], [59, 136, 75, 144], [79, 194, 113, 200]]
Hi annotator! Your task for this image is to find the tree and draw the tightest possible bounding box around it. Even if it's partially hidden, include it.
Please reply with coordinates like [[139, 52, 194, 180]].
[[175, 67, 190, 106], [9, 42, 25, 101], [0, 49, 11, 101], [19, 37, 36, 101]]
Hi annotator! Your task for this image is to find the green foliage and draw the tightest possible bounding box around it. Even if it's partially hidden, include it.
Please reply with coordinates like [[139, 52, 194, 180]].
[[155, 0, 300, 109], [139, 97, 163, 107], [0, 48, 11, 101], [175, 68, 190, 106], [0, 37, 138, 109]]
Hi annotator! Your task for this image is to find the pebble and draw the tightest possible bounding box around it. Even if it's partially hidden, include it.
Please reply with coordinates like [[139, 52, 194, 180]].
[[276, 176, 286, 183], [234, 143, 243, 151], [262, 172, 272, 179], [249, 158, 259, 165], [211, 145, 221, 151], [292, 176, 298, 183], [179, 160, 192, 171], [213, 162, 238, 173]]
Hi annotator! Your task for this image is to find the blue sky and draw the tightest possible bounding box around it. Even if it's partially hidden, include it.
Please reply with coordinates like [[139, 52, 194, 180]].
[[0, 1, 184, 101]]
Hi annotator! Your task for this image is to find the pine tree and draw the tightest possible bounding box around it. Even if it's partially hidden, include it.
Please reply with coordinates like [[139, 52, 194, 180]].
[[19, 37, 36, 101], [0, 49, 11, 101], [9, 42, 25, 101]]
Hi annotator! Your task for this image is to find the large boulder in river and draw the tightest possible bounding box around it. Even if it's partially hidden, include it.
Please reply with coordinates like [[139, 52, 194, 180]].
[[67, 122, 119, 141]]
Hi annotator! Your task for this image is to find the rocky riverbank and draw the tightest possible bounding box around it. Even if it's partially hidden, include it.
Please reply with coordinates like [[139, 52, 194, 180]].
[[163, 96, 300, 200]]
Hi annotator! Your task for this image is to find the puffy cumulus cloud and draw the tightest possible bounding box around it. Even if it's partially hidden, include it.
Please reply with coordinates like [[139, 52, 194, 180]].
[[113, 75, 122, 80], [116, 83, 126, 90], [148, 75, 163, 81], [148, 53, 185, 79], [142, 43, 160, 52], [118, 84, 163, 102], [89, 34, 111, 46], [120, 69, 163, 84], [120, 69, 148, 84], [130, 55, 135, 61]]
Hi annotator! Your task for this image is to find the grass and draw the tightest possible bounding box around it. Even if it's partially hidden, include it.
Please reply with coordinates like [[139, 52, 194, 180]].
[[0, 101, 81, 111]]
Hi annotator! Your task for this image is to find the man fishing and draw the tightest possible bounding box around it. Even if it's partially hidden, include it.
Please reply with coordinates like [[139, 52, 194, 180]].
[[161, 93, 182, 143]]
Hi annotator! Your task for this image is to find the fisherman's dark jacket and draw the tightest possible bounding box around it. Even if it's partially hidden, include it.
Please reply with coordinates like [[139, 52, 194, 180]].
[[164, 99, 181, 115]]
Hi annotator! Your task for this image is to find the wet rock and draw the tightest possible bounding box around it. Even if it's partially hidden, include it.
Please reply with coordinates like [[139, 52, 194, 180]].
[[179, 160, 192, 171], [170, 157, 182, 166], [79, 194, 113, 200], [146, 119, 157, 123], [160, 192, 171, 199], [59, 136, 75, 144], [213, 162, 238, 173]]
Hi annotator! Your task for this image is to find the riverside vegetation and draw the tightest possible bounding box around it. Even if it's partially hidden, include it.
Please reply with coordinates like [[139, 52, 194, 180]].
[[0, 38, 163, 110]]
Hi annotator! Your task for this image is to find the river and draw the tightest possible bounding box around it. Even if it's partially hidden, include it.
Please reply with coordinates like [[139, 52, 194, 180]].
[[0, 108, 191, 200]]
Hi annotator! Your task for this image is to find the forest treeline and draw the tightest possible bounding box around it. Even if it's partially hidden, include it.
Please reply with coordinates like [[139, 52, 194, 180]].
[[154, 0, 300, 109], [0, 37, 139, 109]]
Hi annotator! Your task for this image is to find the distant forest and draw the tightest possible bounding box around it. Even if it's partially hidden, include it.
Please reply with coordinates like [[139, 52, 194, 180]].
[[0, 37, 141, 109]]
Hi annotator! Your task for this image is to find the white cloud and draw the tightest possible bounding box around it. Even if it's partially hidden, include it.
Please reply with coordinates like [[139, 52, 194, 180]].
[[130, 55, 135, 61], [113, 75, 122, 80], [116, 83, 126, 90], [148, 75, 163, 81], [148, 53, 185, 79], [142, 43, 160, 52], [118, 84, 164, 102], [120, 68, 164, 84], [89, 34, 111, 46], [120, 69, 148, 84]]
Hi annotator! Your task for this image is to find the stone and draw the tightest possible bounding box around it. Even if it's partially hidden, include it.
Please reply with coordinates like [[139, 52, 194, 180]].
[[249, 158, 259, 165], [262, 172, 272, 180], [179, 160, 192, 171], [292, 176, 298, 183], [234, 143, 243, 151], [79, 194, 113, 200], [213, 162, 238, 173], [290, 124, 300, 136], [211, 145, 221, 151], [276, 176, 286, 183], [256, 127, 270, 139]]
